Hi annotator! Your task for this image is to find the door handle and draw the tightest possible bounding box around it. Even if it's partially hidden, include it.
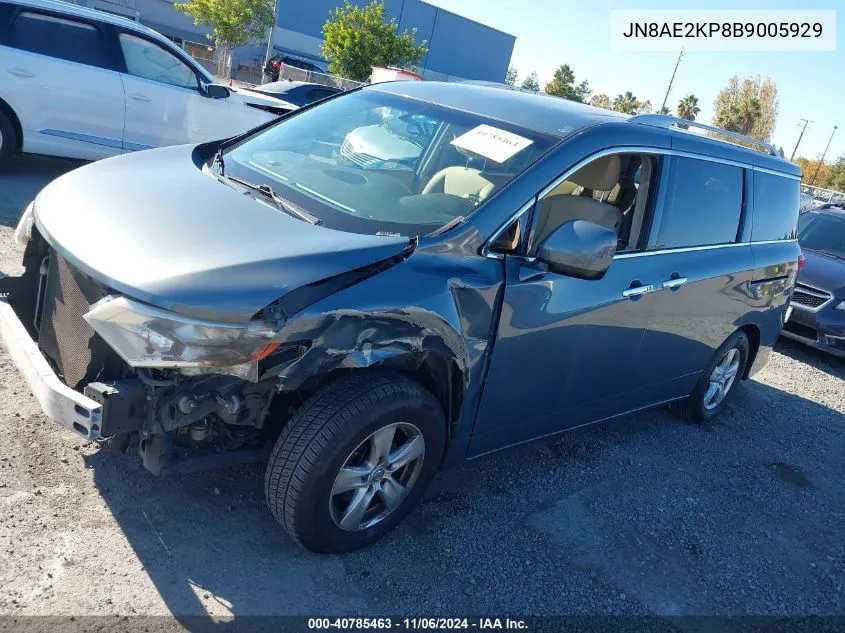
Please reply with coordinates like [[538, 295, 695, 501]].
[[7, 68, 34, 78], [129, 93, 152, 102], [622, 284, 655, 298], [662, 276, 688, 289]]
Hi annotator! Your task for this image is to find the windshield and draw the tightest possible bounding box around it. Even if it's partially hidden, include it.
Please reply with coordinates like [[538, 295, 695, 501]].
[[798, 212, 845, 259], [222, 89, 557, 236]]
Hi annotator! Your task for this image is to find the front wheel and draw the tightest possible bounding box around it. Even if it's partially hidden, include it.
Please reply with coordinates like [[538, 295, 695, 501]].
[[265, 371, 445, 553], [685, 331, 749, 423]]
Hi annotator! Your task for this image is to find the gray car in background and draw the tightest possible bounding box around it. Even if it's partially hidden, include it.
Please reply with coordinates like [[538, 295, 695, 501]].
[[253, 81, 342, 108], [782, 205, 845, 356], [0, 82, 800, 553]]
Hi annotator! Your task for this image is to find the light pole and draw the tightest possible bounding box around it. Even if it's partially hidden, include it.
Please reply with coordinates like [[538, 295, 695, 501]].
[[660, 48, 684, 114], [810, 126, 838, 186], [790, 119, 813, 161], [263, 0, 279, 83]]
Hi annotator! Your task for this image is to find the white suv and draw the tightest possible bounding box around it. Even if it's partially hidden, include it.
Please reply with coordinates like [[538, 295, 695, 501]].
[[0, 0, 299, 164]]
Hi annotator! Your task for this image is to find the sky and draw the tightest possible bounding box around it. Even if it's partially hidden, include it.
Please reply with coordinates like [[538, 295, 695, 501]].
[[423, 0, 843, 163]]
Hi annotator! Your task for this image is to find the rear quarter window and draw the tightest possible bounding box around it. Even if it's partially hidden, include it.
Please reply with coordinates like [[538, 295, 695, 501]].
[[751, 171, 800, 242], [6, 11, 109, 68], [651, 157, 743, 249]]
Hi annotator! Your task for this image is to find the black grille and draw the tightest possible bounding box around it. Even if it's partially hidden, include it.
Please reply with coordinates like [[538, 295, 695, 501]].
[[783, 320, 818, 341], [792, 284, 832, 309], [37, 253, 125, 391]]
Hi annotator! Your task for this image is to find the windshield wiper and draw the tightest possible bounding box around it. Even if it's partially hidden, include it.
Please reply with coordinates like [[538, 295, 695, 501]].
[[225, 174, 321, 225], [428, 216, 465, 237]]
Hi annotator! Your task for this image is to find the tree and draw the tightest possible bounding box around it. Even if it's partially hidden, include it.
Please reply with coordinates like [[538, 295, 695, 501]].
[[175, 0, 274, 76], [658, 105, 671, 115], [636, 99, 653, 115], [520, 71, 540, 91], [712, 75, 778, 141], [589, 93, 611, 110], [676, 94, 700, 121], [752, 78, 779, 142], [824, 154, 845, 191], [544, 64, 575, 98], [543, 65, 591, 103], [794, 157, 830, 186], [611, 91, 639, 115], [576, 79, 592, 103], [321, 0, 427, 81], [505, 66, 518, 86]]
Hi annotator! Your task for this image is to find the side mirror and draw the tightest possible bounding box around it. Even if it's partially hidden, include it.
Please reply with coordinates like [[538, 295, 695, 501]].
[[202, 83, 231, 99], [536, 220, 617, 280]]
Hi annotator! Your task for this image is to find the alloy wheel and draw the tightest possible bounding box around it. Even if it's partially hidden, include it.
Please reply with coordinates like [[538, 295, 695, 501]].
[[703, 347, 740, 410], [329, 422, 425, 532]]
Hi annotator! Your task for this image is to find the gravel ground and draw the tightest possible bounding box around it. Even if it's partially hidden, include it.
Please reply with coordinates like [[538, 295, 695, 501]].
[[0, 158, 843, 618]]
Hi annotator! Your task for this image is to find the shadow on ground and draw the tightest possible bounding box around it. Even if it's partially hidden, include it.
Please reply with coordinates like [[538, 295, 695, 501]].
[[0, 155, 85, 227], [83, 376, 845, 621]]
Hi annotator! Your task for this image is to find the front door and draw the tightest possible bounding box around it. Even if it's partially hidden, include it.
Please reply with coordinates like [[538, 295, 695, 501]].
[[470, 253, 658, 456], [116, 31, 230, 151], [0, 8, 125, 159], [470, 152, 665, 456]]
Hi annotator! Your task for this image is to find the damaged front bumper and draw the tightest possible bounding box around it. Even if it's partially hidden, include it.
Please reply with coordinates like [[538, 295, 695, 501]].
[[0, 298, 103, 439]]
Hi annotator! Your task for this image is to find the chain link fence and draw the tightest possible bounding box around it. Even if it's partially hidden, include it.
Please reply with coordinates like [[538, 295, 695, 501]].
[[183, 44, 364, 92], [801, 184, 845, 210], [267, 63, 364, 91]]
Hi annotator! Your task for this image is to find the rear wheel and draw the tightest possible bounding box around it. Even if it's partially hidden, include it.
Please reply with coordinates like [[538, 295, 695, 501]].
[[685, 331, 749, 423], [0, 110, 17, 167], [265, 371, 445, 553]]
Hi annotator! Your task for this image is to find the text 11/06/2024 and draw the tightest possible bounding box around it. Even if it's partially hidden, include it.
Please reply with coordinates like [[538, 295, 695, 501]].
[[307, 618, 529, 630]]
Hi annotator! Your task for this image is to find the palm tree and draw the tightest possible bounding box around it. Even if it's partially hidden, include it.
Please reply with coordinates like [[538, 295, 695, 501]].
[[737, 97, 762, 135], [676, 94, 700, 121], [715, 94, 762, 136], [725, 97, 762, 135], [611, 91, 639, 115]]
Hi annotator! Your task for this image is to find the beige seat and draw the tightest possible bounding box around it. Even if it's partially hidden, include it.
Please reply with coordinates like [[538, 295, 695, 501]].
[[422, 166, 495, 201], [533, 155, 623, 245]]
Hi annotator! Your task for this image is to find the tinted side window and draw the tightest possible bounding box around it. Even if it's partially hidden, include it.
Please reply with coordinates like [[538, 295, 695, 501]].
[[652, 157, 743, 249], [8, 11, 109, 68], [751, 171, 799, 241], [119, 33, 198, 89]]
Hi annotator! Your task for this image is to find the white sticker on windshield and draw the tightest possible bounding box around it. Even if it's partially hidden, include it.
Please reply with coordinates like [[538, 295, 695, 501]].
[[450, 125, 533, 164]]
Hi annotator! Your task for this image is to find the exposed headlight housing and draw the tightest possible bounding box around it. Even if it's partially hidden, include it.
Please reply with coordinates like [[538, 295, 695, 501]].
[[835, 301, 845, 311], [14, 201, 35, 245], [84, 296, 279, 369]]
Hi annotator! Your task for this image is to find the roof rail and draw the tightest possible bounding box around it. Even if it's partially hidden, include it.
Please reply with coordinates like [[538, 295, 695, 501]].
[[630, 114, 779, 157]]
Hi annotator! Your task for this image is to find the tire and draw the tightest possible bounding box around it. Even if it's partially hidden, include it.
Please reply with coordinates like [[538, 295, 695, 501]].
[[685, 331, 749, 424], [0, 110, 17, 168], [265, 371, 445, 553]]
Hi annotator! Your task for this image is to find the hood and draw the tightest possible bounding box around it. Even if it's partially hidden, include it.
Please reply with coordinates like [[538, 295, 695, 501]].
[[798, 249, 845, 299], [230, 86, 297, 112], [343, 125, 422, 162], [33, 145, 411, 323]]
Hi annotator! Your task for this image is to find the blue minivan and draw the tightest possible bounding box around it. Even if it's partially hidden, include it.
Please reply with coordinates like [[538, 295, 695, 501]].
[[0, 82, 801, 552]]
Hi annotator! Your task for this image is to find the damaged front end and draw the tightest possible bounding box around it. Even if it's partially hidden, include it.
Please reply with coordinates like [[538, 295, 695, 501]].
[[1, 227, 300, 474], [2, 222, 463, 477]]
